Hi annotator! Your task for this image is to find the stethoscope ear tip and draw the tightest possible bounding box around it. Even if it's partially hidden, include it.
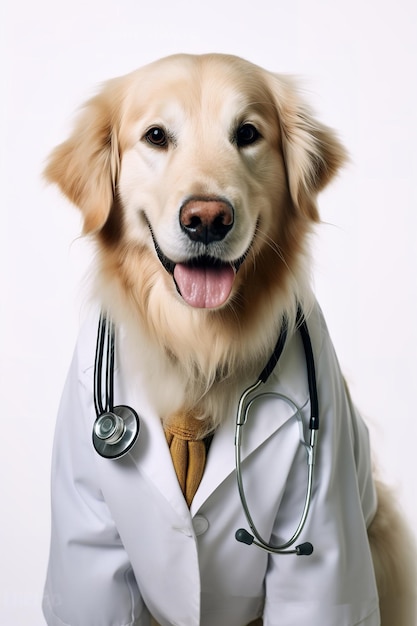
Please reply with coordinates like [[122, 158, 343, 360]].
[[295, 542, 314, 556], [235, 528, 255, 545]]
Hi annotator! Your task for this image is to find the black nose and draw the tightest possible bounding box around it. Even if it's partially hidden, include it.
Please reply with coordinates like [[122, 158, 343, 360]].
[[179, 198, 234, 244]]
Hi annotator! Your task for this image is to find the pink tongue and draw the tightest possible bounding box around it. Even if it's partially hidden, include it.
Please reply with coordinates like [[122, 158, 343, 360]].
[[173, 263, 235, 308]]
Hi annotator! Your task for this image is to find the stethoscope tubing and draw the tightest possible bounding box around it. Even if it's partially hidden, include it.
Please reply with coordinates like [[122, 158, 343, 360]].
[[94, 314, 115, 416]]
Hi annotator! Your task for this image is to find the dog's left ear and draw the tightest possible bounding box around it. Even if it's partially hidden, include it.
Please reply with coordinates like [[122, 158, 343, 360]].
[[44, 77, 125, 234], [267, 74, 348, 221]]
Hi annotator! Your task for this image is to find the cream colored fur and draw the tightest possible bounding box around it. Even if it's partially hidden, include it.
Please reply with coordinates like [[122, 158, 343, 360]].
[[45, 53, 416, 623]]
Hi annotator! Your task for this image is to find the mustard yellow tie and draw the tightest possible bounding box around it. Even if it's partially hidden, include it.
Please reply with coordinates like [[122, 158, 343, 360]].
[[164, 411, 207, 507]]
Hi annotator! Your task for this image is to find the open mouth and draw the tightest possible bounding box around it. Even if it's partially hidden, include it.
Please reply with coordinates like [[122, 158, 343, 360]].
[[148, 224, 248, 309]]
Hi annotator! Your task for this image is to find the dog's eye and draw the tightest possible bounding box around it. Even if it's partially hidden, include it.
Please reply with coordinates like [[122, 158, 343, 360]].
[[236, 123, 261, 147], [145, 126, 168, 148]]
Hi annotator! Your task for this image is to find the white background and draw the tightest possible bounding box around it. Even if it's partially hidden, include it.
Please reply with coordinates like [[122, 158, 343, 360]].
[[2, 0, 416, 623]]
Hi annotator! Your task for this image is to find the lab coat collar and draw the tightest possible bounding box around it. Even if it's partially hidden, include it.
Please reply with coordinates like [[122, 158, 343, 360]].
[[123, 328, 309, 519]]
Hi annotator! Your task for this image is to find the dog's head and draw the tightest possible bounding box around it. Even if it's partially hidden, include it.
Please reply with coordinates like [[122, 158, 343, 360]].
[[45, 53, 345, 337]]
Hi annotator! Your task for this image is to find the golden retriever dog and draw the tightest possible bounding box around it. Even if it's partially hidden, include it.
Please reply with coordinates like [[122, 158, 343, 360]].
[[43, 54, 416, 626]]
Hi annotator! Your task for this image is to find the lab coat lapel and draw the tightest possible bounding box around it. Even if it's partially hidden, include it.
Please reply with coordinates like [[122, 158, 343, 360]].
[[191, 331, 309, 514], [190, 386, 305, 514], [114, 366, 191, 521]]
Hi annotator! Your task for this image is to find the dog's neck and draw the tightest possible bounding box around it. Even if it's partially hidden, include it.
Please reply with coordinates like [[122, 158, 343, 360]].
[[97, 270, 312, 433]]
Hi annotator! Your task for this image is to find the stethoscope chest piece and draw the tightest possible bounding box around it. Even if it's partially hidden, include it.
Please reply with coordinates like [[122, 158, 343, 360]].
[[93, 405, 140, 459]]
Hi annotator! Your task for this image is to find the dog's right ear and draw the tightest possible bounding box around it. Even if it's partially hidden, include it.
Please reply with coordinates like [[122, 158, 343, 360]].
[[44, 77, 125, 234]]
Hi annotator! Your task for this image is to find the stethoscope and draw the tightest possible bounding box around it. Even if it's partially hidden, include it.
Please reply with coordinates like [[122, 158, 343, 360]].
[[92, 314, 140, 459], [234, 309, 318, 556], [92, 308, 319, 556]]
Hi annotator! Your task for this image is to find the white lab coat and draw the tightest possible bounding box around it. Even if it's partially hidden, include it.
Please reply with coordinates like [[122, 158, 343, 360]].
[[43, 302, 380, 626]]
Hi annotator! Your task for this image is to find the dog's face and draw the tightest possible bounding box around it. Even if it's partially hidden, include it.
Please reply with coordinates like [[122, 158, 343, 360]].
[[45, 54, 345, 374], [118, 55, 292, 310]]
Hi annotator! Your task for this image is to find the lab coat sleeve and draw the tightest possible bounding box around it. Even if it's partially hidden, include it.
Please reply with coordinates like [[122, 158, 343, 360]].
[[262, 310, 380, 626], [43, 332, 151, 626]]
